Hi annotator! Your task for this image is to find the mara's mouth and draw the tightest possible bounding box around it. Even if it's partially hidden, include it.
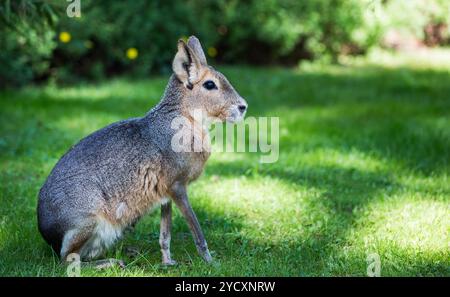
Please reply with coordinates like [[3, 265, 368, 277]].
[[206, 105, 246, 123], [225, 111, 245, 123]]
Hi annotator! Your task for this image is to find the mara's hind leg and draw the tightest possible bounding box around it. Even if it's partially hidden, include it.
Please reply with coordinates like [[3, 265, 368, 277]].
[[80, 258, 126, 270], [60, 221, 125, 270]]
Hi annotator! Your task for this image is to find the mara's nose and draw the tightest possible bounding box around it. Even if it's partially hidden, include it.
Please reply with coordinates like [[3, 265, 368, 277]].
[[238, 104, 247, 114]]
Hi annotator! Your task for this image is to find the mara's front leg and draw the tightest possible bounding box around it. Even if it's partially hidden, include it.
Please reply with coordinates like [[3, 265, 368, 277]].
[[159, 200, 177, 265], [170, 183, 213, 263]]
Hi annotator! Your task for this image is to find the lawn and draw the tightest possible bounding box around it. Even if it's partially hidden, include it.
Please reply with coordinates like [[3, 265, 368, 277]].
[[0, 49, 449, 276]]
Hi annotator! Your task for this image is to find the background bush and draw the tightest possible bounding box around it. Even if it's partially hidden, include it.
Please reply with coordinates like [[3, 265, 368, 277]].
[[52, 0, 217, 82], [0, 0, 57, 87], [1, 0, 449, 88]]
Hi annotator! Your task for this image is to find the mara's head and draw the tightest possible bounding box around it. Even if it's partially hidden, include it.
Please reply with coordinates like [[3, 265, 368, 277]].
[[172, 36, 247, 123]]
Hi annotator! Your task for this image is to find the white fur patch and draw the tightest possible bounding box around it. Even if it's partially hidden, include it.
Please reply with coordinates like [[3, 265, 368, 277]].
[[80, 216, 123, 260], [60, 229, 77, 259], [160, 197, 170, 205], [115, 202, 127, 220], [62, 198, 171, 260]]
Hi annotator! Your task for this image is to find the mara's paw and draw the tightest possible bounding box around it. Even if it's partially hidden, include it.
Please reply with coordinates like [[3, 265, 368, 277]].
[[83, 258, 126, 270], [202, 252, 213, 264], [124, 246, 141, 258], [162, 259, 177, 266]]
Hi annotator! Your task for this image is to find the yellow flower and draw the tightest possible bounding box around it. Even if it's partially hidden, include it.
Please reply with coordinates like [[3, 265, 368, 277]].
[[126, 48, 138, 60], [207, 47, 218, 58], [59, 32, 71, 43]]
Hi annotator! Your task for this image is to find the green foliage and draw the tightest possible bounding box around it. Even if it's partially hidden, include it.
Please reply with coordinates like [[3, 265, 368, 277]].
[[52, 0, 217, 82], [52, 0, 383, 77], [199, 0, 382, 63], [0, 0, 59, 87], [288, 0, 382, 60]]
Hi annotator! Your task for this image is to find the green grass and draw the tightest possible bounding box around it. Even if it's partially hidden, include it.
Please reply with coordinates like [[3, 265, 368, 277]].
[[0, 48, 449, 276]]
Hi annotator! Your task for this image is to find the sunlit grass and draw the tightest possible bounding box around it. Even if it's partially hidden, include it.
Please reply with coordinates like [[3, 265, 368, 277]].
[[364, 47, 450, 70], [361, 199, 448, 251], [0, 49, 448, 276]]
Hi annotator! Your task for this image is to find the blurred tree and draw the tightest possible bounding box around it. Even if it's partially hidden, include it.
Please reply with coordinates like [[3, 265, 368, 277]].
[[52, 0, 216, 82], [0, 0, 62, 87]]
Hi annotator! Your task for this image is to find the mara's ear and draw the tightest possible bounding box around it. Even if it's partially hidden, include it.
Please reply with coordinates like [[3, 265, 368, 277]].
[[172, 39, 202, 89], [187, 36, 207, 66]]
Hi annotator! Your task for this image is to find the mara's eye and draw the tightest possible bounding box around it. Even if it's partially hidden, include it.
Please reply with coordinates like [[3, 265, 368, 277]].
[[203, 80, 217, 90]]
